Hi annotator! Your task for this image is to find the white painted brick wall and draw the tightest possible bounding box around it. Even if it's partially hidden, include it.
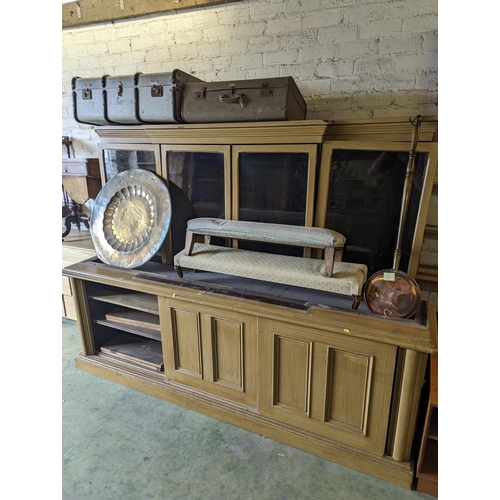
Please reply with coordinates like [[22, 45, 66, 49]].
[[62, 0, 439, 286], [63, 0, 438, 136]]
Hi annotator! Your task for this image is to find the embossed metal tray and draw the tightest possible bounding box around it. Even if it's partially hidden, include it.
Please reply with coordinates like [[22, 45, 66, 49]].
[[90, 169, 172, 268]]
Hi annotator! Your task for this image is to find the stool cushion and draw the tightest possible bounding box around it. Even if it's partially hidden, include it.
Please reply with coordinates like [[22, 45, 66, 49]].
[[174, 243, 367, 297]]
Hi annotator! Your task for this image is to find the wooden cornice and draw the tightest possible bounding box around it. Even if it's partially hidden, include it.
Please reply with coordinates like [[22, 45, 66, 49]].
[[324, 115, 438, 143], [94, 120, 331, 145], [92, 117, 439, 145], [63, 0, 242, 29]]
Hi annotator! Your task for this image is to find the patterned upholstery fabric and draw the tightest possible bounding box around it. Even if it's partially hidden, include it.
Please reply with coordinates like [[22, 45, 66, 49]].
[[187, 218, 346, 249], [174, 243, 367, 296]]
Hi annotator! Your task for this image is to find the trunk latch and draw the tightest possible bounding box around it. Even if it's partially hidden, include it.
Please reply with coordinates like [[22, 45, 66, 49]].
[[151, 85, 163, 97], [195, 87, 207, 100]]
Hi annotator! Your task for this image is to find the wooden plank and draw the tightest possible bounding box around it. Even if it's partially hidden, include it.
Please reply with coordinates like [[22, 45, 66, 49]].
[[94, 318, 161, 341], [88, 289, 159, 314], [424, 224, 438, 236], [105, 307, 161, 331], [100, 333, 163, 370], [62, 0, 243, 29], [416, 265, 438, 283]]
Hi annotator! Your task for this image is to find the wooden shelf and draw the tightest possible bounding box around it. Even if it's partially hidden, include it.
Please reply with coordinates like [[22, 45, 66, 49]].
[[89, 288, 161, 342], [105, 307, 160, 330], [425, 224, 438, 236], [93, 318, 161, 342], [416, 265, 438, 283], [99, 333, 164, 372], [88, 290, 159, 315]]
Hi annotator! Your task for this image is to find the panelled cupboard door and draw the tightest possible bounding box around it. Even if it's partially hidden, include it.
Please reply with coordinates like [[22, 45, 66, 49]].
[[159, 297, 258, 408], [258, 319, 397, 455]]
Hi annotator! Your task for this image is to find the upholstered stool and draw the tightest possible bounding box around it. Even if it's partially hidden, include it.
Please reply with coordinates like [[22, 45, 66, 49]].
[[184, 218, 346, 277], [174, 246, 367, 310]]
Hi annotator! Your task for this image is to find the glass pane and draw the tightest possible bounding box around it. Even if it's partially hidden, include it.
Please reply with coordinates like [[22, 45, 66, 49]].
[[325, 149, 429, 274], [167, 151, 225, 219], [103, 149, 156, 182], [238, 151, 309, 255]]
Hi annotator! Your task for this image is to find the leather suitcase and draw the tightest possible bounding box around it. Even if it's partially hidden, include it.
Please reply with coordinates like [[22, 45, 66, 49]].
[[72, 75, 110, 125], [104, 73, 142, 125], [181, 77, 307, 123], [136, 70, 203, 123]]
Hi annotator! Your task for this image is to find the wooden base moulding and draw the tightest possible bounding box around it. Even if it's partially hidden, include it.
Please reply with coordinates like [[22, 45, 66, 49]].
[[75, 353, 416, 489]]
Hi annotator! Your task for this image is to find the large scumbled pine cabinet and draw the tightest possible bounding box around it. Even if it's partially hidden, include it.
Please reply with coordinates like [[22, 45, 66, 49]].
[[64, 118, 438, 489]]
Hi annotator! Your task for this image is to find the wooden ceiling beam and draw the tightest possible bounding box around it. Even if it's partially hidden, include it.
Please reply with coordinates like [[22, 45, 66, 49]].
[[62, 0, 242, 29]]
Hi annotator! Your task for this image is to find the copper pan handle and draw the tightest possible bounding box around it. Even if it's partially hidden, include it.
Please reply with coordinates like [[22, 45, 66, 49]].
[[392, 115, 422, 270]]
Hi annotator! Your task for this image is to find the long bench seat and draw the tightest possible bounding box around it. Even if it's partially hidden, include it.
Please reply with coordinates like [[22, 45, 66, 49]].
[[184, 218, 346, 276]]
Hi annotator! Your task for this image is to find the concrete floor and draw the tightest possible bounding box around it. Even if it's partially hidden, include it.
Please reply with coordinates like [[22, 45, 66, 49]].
[[62, 317, 435, 500]]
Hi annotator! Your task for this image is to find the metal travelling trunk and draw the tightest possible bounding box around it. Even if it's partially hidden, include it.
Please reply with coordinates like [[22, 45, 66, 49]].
[[135, 70, 203, 123], [180, 77, 307, 123], [72, 75, 110, 126], [104, 73, 142, 125]]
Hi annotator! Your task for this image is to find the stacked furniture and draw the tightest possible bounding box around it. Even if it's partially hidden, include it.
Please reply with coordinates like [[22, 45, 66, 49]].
[[174, 218, 367, 309], [64, 118, 438, 489]]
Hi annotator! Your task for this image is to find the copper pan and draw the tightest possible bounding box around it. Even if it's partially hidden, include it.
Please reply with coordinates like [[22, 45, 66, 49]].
[[364, 116, 422, 318]]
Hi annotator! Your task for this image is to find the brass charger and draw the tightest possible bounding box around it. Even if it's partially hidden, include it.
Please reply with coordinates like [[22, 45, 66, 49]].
[[90, 169, 172, 268]]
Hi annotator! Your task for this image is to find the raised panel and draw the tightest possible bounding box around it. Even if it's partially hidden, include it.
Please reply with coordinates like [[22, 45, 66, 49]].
[[160, 297, 258, 408], [325, 348, 373, 435], [210, 317, 244, 391], [170, 307, 202, 378], [273, 334, 312, 415], [259, 318, 397, 455]]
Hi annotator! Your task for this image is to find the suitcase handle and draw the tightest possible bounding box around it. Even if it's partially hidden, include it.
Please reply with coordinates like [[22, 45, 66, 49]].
[[219, 94, 246, 108]]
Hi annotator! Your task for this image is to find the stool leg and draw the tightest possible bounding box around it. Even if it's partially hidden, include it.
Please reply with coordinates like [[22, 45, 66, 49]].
[[351, 295, 362, 310], [324, 247, 334, 277], [185, 230, 196, 255]]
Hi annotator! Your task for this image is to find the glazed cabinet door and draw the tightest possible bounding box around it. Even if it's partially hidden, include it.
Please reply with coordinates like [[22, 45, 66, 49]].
[[98, 144, 162, 185], [314, 141, 438, 277], [258, 319, 397, 455], [159, 297, 258, 408], [161, 145, 232, 260], [161, 145, 231, 221], [232, 144, 318, 257]]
